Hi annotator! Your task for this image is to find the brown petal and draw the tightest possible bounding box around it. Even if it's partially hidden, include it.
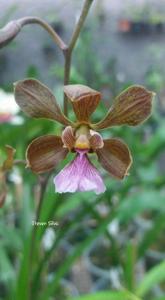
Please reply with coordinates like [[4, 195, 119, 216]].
[[14, 79, 73, 126], [64, 84, 101, 122], [26, 135, 68, 174], [94, 86, 154, 130], [89, 130, 104, 150], [61, 126, 75, 150], [96, 138, 132, 179]]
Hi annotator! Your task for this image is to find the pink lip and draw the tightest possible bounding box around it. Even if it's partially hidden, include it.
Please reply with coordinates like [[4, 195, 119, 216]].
[[54, 150, 106, 194]]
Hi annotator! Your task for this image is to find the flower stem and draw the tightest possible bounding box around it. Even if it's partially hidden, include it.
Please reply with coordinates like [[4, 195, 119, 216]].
[[69, 0, 94, 53], [19, 17, 68, 52], [63, 0, 94, 116], [0, 16, 67, 51]]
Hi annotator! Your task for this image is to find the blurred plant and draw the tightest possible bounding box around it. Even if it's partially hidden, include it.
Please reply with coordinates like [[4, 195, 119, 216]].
[[0, 145, 15, 207], [145, 66, 164, 93], [0, 88, 23, 124]]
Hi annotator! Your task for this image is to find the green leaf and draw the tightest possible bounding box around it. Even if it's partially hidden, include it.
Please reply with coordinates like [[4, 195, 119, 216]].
[[67, 290, 141, 300], [32, 196, 106, 297], [118, 189, 165, 223], [136, 260, 165, 297], [138, 212, 165, 257], [152, 297, 165, 300], [123, 242, 137, 292], [0, 246, 14, 282]]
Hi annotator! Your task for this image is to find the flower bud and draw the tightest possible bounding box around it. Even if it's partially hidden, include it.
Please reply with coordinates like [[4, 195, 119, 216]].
[[0, 20, 21, 48]]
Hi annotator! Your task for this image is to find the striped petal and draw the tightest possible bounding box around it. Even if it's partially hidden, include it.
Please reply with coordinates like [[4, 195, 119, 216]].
[[89, 130, 104, 150], [26, 135, 68, 174], [61, 126, 75, 150], [96, 138, 132, 179]]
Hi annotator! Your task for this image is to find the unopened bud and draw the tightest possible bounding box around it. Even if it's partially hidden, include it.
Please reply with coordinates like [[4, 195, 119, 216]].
[[0, 20, 21, 48]]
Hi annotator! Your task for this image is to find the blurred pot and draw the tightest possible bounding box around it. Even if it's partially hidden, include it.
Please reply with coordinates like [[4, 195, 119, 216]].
[[61, 278, 79, 297], [118, 19, 131, 33]]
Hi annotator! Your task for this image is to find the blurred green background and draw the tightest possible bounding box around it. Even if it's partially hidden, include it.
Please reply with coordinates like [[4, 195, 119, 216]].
[[0, 1, 165, 300]]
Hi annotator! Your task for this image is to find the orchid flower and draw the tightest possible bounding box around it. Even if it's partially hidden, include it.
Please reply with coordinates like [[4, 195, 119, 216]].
[[14, 79, 154, 194]]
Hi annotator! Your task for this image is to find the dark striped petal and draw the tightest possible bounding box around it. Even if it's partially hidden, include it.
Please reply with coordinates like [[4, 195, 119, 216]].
[[89, 130, 104, 150], [26, 135, 68, 174], [96, 138, 132, 179], [62, 126, 75, 150], [94, 86, 154, 130], [64, 84, 101, 122], [14, 79, 73, 126]]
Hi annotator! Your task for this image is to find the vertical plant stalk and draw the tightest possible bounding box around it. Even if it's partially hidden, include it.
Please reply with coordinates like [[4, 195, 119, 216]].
[[63, 0, 94, 116], [28, 172, 52, 300]]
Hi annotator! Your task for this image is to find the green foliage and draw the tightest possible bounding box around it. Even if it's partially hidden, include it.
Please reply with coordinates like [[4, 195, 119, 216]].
[[68, 290, 141, 300], [0, 14, 165, 300], [136, 261, 165, 297]]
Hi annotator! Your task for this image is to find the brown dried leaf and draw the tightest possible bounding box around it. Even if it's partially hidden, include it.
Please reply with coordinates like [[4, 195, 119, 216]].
[[14, 79, 73, 126], [26, 135, 68, 174], [94, 86, 154, 130], [96, 138, 132, 179], [3, 145, 16, 171], [0, 191, 6, 208], [64, 84, 101, 121]]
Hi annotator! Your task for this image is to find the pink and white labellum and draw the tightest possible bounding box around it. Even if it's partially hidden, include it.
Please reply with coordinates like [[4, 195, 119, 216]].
[[54, 150, 106, 194], [14, 80, 154, 194]]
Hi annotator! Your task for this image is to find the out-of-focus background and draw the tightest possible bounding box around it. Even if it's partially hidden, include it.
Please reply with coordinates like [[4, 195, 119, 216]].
[[0, 1, 165, 300]]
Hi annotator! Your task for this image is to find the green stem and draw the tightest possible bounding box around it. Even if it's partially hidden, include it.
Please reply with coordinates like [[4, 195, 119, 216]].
[[63, 50, 71, 116], [69, 0, 93, 53], [19, 17, 67, 51], [63, 0, 94, 115]]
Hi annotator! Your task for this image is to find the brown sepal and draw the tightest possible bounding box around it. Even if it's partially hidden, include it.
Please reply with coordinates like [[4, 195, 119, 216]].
[[94, 86, 154, 130], [64, 84, 101, 122], [14, 79, 73, 126]]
